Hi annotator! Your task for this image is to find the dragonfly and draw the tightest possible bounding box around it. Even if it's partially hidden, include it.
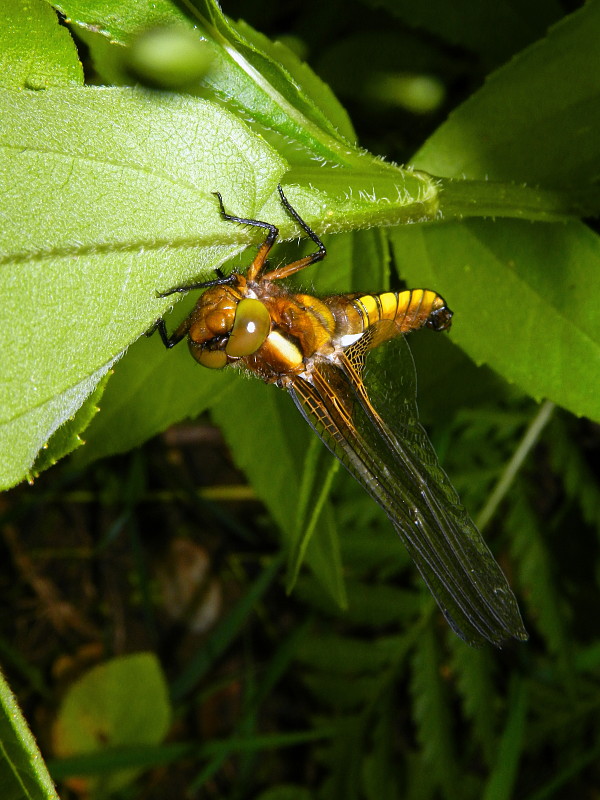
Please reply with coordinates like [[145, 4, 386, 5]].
[[151, 185, 528, 647]]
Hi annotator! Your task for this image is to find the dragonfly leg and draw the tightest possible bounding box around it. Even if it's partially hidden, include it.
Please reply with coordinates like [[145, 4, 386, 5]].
[[213, 191, 279, 281], [262, 185, 326, 280], [146, 317, 190, 349], [155, 270, 235, 298]]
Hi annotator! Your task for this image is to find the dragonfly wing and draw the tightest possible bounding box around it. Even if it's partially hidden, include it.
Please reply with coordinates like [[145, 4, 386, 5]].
[[288, 334, 527, 647]]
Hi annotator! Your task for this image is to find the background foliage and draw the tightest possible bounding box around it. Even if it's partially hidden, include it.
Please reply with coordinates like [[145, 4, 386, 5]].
[[1, 0, 600, 798]]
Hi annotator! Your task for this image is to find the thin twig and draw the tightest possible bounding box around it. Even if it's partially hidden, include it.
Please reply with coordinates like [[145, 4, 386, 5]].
[[476, 399, 556, 531]]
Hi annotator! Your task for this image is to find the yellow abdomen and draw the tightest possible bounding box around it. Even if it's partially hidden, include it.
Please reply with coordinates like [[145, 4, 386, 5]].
[[326, 289, 450, 337]]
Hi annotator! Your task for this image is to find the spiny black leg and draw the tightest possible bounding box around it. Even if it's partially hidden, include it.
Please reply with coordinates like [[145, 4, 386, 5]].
[[213, 191, 282, 280], [277, 184, 326, 262], [146, 318, 186, 349], [155, 273, 236, 298], [262, 185, 327, 280], [213, 191, 279, 240]]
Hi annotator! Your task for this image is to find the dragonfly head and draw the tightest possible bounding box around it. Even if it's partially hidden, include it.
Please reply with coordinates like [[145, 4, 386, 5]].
[[425, 300, 453, 332], [187, 285, 271, 369]]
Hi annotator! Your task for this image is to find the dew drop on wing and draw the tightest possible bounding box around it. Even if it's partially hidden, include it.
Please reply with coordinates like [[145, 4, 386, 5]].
[[409, 506, 425, 530]]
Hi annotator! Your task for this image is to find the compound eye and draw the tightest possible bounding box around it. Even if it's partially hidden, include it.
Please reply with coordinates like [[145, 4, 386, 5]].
[[225, 298, 270, 357], [197, 349, 228, 369]]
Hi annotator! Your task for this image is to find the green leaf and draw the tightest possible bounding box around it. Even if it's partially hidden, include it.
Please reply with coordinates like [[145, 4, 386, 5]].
[[414, 1, 600, 190], [52, 0, 362, 165], [296, 576, 420, 628], [51, 653, 171, 796], [75, 225, 387, 467], [3, 0, 83, 89], [391, 220, 600, 422], [324, 716, 364, 800], [395, 3, 600, 425], [362, 695, 402, 800], [233, 17, 356, 142], [0, 668, 59, 800], [295, 633, 401, 676], [0, 86, 285, 489], [30, 370, 109, 477], [48, 742, 194, 779]]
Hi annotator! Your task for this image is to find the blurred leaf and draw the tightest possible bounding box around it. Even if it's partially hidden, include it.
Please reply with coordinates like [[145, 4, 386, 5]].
[[362, 697, 401, 800], [254, 786, 313, 800], [48, 742, 194, 779], [51, 653, 171, 796], [286, 436, 339, 593], [296, 633, 402, 675], [414, 2, 600, 191], [324, 716, 363, 800], [331, 581, 422, 627], [316, 29, 451, 112], [547, 415, 600, 538], [301, 673, 381, 711], [212, 379, 347, 608], [371, 0, 562, 66], [125, 25, 214, 89], [170, 553, 283, 701]]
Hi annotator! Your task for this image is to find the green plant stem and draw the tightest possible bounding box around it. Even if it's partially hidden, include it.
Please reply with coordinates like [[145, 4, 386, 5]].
[[476, 400, 555, 531], [438, 178, 600, 221]]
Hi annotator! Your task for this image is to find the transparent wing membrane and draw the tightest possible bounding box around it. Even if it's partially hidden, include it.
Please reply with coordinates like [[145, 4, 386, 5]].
[[290, 333, 527, 647]]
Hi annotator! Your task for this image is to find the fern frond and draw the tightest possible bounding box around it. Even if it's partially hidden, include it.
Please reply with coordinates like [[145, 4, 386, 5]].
[[507, 486, 571, 660], [547, 416, 600, 537], [448, 636, 496, 766], [362, 691, 403, 800], [410, 622, 459, 799], [482, 678, 528, 800]]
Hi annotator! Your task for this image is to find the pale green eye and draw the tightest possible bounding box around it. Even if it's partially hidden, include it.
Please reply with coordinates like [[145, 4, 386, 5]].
[[197, 348, 228, 369], [226, 298, 270, 357]]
